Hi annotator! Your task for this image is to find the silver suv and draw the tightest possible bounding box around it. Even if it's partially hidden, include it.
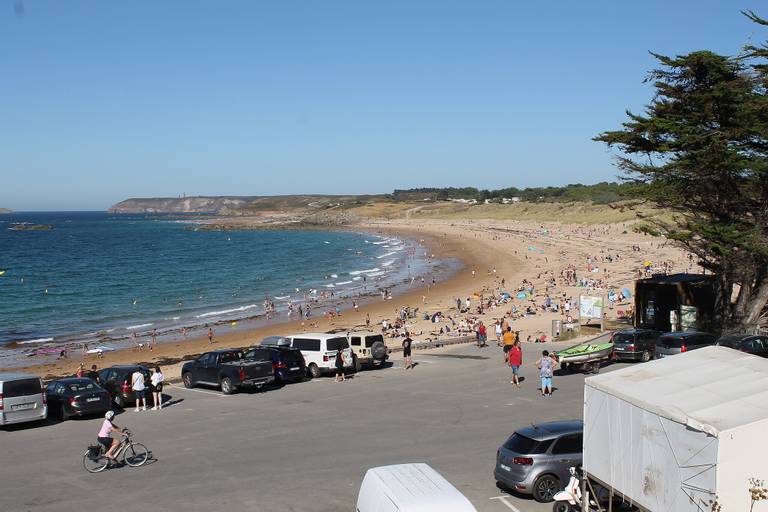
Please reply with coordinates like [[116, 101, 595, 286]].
[[494, 420, 583, 502]]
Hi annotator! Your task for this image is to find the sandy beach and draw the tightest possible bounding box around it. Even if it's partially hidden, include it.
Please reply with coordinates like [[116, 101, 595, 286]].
[[7, 217, 692, 382]]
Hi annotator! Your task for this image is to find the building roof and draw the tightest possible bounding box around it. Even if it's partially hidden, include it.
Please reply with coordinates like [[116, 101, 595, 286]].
[[635, 273, 714, 285], [586, 346, 768, 436]]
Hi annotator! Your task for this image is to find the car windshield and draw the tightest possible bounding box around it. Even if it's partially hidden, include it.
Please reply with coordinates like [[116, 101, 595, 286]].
[[503, 433, 553, 454], [327, 337, 349, 351], [68, 381, 100, 392], [365, 335, 384, 348], [612, 333, 636, 343]]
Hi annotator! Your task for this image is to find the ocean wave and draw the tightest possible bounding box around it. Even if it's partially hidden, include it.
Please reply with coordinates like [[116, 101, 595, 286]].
[[324, 284, 335, 288], [126, 323, 153, 330], [274, 295, 290, 300], [377, 252, 396, 259], [195, 304, 258, 319], [381, 259, 396, 267], [366, 271, 386, 277], [18, 337, 54, 344], [349, 267, 381, 276], [335, 280, 353, 285], [371, 240, 388, 245], [352, 276, 362, 281]]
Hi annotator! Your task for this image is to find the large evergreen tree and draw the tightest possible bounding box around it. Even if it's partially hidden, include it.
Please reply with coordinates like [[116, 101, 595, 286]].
[[595, 38, 768, 332]]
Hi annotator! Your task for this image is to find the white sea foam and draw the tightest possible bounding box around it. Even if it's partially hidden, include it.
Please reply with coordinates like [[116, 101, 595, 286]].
[[172, 316, 181, 320], [18, 337, 54, 344], [275, 295, 290, 300], [324, 284, 335, 288], [366, 271, 386, 277], [352, 277, 362, 281], [371, 240, 388, 245], [195, 305, 258, 319], [377, 252, 396, 259], [349, 268, 380, 275], [381, 259, 396, 267], [335, 280, 353, 285], [330, 274, 338, 278], [126, 323, 153, 330]]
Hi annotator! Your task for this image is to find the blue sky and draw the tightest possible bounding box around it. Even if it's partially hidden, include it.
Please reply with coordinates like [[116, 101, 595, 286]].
[[0, 1, 762, 210]]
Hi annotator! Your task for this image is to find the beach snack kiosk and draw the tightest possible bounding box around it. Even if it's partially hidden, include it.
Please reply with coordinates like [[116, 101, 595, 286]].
[[583, 347, 768, 512]]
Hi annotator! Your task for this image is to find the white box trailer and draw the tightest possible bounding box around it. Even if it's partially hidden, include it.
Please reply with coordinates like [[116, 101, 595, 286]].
[[584, 346, 768, 512]]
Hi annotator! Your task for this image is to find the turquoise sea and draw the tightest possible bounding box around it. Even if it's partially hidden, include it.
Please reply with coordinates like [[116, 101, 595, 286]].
[[0, 212, 443, 365]]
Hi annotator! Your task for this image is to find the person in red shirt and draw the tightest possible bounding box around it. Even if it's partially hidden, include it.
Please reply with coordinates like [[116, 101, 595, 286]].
[[508, 340, 523, 387], [476, 322, 487, 348]]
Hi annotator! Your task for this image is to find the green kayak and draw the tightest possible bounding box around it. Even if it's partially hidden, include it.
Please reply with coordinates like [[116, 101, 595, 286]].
[[555, 341, 614, 364]]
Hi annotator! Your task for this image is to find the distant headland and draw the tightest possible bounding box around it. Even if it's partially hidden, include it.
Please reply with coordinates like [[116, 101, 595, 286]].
[[0, 208, 11, 214]]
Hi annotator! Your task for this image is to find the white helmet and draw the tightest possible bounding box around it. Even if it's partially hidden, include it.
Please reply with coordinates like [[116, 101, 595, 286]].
[[105, 410, 115, 420]]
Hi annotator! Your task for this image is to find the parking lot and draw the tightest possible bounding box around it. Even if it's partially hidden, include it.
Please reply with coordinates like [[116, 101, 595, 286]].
[[0, 341, 632, 512]]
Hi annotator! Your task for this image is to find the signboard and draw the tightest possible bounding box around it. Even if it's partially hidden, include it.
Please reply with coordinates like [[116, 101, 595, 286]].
[[680, 305, 698, 331], [579, 295, 604, 320]]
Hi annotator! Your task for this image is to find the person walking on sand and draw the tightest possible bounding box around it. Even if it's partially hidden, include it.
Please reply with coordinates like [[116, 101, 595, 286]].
[[494, 320, 502, 346], [536, 350, 557, 397], [207, 327, 214, 344], [476, 321, 487, 348], [508, 340, 522, 387], [334, 348, 346, 382], [132, 368, 147, 411], [402, 332, 413, 370], [150, 366, 164, 410]]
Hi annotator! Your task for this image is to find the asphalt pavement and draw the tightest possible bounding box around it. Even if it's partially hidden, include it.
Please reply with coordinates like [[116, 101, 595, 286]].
[[0, 341, 632, 512]]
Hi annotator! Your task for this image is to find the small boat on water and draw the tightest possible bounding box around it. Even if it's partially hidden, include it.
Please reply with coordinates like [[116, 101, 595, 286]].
[[555, 340, 614, 373]]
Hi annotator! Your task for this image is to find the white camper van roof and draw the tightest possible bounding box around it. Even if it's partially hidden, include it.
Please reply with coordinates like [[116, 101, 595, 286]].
[[360, 463, 477, 512], [585, 346, 768, 436]]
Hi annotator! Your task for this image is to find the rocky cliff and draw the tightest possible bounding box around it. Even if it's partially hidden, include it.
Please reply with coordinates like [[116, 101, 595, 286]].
[[0, 208, 11, 213], [108, 197, 252, 214]]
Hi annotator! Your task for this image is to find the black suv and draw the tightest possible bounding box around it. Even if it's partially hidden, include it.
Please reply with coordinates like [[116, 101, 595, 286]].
[[245, 346, 306, 384], [611, 328, 661, 362], [98, 365, 151, 409]]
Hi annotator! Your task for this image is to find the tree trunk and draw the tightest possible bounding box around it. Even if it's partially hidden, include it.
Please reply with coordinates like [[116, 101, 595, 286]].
[[713, 272, 733, 333], [740, 272, 768, 333]]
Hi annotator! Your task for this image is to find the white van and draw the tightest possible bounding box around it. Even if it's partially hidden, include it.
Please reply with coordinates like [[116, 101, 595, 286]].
[[283, 333, 354, 378], [0, 373, 47, 426], [357, 463, 478, 512]]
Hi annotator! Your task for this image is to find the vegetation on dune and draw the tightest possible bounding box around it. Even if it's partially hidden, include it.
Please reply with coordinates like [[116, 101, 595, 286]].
[[392, 182, 637, 204]]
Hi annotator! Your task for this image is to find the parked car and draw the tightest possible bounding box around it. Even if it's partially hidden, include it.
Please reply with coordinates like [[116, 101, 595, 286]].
[[654, 331, 717, 359], [282, 333, 355, 378], [716, 334, 768, 358], [98, 365, 151, 408], [181, 349, 274, 394], [0, 373, 47, 426], [611, 328, 661, 362], [358, 463, 478, 512], [348, 331, 389, 371], [245, 345, 306, 384], [45, 377, 110, 420], [494, 420, 583, 503]]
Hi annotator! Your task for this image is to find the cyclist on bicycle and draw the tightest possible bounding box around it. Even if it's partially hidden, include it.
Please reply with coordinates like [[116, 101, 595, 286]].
[[97, 410, 126, 461]]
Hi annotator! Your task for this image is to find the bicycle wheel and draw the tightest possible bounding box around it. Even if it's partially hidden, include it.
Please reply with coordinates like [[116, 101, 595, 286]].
[[123, 442, 149, 467], [83, 450, 109, 473]]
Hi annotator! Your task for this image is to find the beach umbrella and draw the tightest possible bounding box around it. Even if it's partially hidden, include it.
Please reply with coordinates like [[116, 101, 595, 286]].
[[622, 288, 632, 297], [516, 292, 527, 299], [501, 292, 511, 299]]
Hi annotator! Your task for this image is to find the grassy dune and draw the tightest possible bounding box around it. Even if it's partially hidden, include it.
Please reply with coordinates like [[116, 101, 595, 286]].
[[348, 200, 667, 225]]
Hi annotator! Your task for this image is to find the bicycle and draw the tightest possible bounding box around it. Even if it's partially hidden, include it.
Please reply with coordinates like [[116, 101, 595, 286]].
[[83, 429, 149, 473]]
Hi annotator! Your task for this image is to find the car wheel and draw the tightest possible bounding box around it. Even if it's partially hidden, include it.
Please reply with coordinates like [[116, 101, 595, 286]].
[[220, 377, 234, 395], [182, 373, 193, 389], [308, 363, 321, 379], [641, 350, 651, 363], [113, 394, 125, 410], [533, 474, 560, 503], [552, 502, 572, 512]]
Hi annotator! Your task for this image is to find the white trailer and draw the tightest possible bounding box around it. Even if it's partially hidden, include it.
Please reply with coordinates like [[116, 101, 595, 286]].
[[584, 346, 768, 512]]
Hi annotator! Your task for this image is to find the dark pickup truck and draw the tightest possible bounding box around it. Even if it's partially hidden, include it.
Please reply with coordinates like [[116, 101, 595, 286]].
[[181, 349, 274, 394]]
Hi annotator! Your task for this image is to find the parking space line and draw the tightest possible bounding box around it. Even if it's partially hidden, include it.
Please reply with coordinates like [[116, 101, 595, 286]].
[[167, 384, 229, 397], [489, 496, 521, 512]]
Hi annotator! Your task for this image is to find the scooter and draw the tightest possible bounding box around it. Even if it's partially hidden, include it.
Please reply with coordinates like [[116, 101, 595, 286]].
[[551, 466, 599, 512]]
